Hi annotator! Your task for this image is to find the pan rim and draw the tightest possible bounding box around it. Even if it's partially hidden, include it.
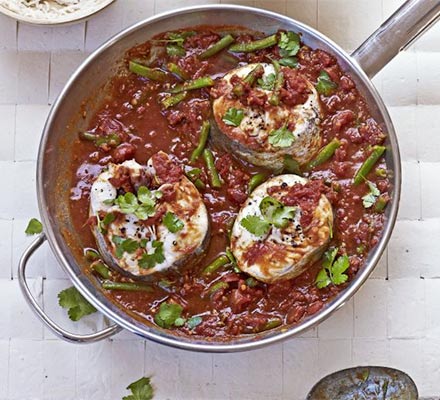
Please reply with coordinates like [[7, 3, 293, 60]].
[[36, 4, 401, 352]]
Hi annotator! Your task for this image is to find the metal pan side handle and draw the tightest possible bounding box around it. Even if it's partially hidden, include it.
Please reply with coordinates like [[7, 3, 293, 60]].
[[352, 0, 440, 78], [18, 234, 122, 343]]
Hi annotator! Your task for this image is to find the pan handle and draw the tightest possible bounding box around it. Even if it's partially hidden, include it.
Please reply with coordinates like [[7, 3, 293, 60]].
[[18, 234, 122, 343], [352, 0, 440, 78]]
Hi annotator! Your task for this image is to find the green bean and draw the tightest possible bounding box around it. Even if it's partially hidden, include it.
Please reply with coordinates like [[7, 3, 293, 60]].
[[161, 92, 187, 109], [129, 61, 168, 82], [353, 145, 386, 185], [92, 261, 111, 279], [190, 121, 211, 162], [208, 281, 229, 295], [203, 149, 222, 188], [262, 318, 282, 331], [248, 173, 266, 193], [283, 155, 301, 175], [226, 247, 241, 273], [199, 34, 235, 60], [375, 195, 388, 212], [193, 178, 206, 190], [233, 64, 264, 96], [80, 131, 121, 148], [102, 280, 153, 292], [203, 254, 230, 275], [80, 131, 97, 141], [269, 60, 283, 106], [168, 76, 215, 94], [166, 62, 189, 80], [84, 248, 100, 261], [307, 138, 341, 170], [185, 168, 206, 190], [375, 167, 387, 178], [229, 34, 277, 53]]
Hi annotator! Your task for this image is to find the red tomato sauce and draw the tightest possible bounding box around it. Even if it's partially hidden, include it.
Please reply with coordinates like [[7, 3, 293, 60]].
[[69, 26, 389, 339]]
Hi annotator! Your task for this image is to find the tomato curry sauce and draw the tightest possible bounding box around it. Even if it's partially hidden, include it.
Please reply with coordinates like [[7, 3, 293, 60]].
[[69, 26, 390, 339]]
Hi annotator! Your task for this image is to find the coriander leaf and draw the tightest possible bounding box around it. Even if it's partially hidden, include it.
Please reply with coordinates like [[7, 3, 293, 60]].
[[259, 196, 296, 229], [139, 240, 165, 269], [58, 286, 96, 321], [115, 192, 139, 214], [137, 186, 155, 206], [316, 248, 350, 289], [222, 108, 244, 127], [154, 302, 183, 329], [315, 268, 332, 289], [101, 212, 116, 226], [240, 215, 271, 236], [187, 316, 202, 329], [331, 254, 350, 285], [362, 181, 380, 208], [163, 212, 184, 233], [122, 376, 154, 400], [99, 213, 116, 233], [167, 44, 186, 57], [134, 204, 156, 220], [164, 31, 195, 58], [322, 247, 338, 270], [121, 238, 139, 254], [112, 235, 124, 258], [279, 57, 298, 68], [316, 70, 338, 96], [268, 125, 295, 148], [278, 31, 301, 57], [25, 218, 43, 235], [174, 317, 186, 327], [257, 73, 276, 90], [362, 193, 376, 208], [103, 198, 115, 205]]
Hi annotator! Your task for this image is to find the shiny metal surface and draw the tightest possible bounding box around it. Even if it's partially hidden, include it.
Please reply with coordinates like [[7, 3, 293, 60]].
[[352, 0, 440, 78], [29, 4, 408, 352], [18, 234, 122, 343]]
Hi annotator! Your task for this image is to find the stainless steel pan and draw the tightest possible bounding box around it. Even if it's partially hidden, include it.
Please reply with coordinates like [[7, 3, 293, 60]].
[[18, 0, 440, 352]]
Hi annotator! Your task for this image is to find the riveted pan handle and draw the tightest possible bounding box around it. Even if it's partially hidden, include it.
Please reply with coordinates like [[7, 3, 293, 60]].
[[18, 234, 122, 343], [352, 0, 440, 78]]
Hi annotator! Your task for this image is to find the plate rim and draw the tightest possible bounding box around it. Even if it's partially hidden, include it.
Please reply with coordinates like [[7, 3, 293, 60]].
[[0, 0, 115, 26]]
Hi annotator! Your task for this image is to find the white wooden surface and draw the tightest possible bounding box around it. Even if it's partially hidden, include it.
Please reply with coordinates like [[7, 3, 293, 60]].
[[1, 0, 440, 399]]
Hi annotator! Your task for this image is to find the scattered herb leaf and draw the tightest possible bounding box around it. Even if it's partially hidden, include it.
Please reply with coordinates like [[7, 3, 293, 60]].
[[316, 70, 338, 96], [259, 196, 296, 229], [187, 316, 203, 329], [362, 181, 380, 208], [222, 107, 244, 127], [163, 212, 184, 233], [315, 247, 350, 289], [154, 302, 183, 329], [240, 215, 271, 236], [58, 286, 96, 321], [25, 218, 43, 235], [278, 31, 301, 57], [139, 241, 165, 269], [99, 212, 116, 233], [268, 125, 295, 148], [257, 73, 276, 90], [115, 192, 138, 214], [122, 376, 154, 400], [278, 57, 298, 68], [174, 317, 186, 327]]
